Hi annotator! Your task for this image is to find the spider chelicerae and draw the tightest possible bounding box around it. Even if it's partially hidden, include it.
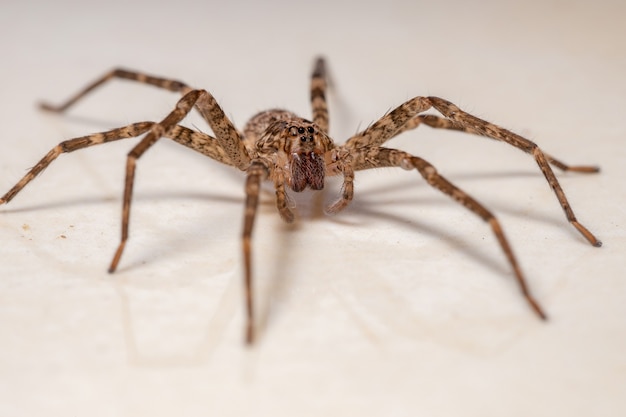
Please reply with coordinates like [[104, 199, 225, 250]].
[[1, 57, 601, 344]]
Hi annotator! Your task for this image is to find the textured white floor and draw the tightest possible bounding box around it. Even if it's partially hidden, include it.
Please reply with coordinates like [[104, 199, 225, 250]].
[[1, 1, 625, 416]]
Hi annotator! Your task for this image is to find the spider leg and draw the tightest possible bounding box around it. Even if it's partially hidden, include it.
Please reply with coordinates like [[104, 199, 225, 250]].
[[39, 69, 250, 169], [192, 92, 251, 170], [345, 96, 601, 247], [0, 123, 236, 207], [326, 165, 355, 214], [272, 169, 295, 223], [8, 79, 251, 273], [351, 146, 548, 320], [0, 122, 154, 205], [345, 96, 433, 150], [242, 161, 268, 344], [311, 57, 329, 134], [426, 97, 601, 247], [325, 148, 355, 214], [39, 68, 193, 113], [393, 114, 600, 173], [108, 89, 251, 272], [165, 125, 233, 166]]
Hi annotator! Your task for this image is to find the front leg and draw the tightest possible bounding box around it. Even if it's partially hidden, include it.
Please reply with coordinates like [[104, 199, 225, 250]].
[[272, 168, 295, 223], [109, 89, 254, 272], [108, 90, 207, 272], [194, 91, 251, 171], [242, 162, 268, 344], [426, 97, 600, 247], [345, 95, 600, 247], [344, 96, 433, 150], [325, 148, 355, 214], [351, 146, 547, 320]]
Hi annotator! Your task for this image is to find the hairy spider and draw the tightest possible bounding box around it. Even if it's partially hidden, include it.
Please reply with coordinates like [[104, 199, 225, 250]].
[[1, 57, 601, 344]]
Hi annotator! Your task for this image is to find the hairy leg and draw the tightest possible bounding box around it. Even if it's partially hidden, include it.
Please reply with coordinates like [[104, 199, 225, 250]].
[[394, 114, 599, 174], [310, 57, 329, 134], [0, 123, 238, 207], [108, 89, 252, 272], [2, 89, 249, 272], [0, 122, 153, 205], [242, 162, 268, 344], [351, 146, 548, 319], [344, 96, 600, 246], [40, 68, 193, 113], [40, 68, 250, 170]]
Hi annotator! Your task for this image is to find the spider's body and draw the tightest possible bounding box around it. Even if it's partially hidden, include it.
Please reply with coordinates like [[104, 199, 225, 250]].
[[244, 110, 331, 196], [0, 58, 601, 344]]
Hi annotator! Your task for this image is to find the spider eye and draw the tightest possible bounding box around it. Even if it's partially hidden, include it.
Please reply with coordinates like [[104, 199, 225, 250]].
[[307, 126, 314, 133], [297, 127, 305, 134]]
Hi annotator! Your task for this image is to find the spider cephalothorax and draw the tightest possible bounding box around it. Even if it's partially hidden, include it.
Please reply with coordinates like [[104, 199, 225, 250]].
[[252, 113, 333, 193], [0, 57, 601, 344]]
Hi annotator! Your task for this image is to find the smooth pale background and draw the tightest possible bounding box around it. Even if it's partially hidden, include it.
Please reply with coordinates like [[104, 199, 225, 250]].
[[1, 0, 624, 416]]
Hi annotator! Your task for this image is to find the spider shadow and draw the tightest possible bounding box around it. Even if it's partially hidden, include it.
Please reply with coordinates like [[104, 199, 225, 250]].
[[1, 188, 249, 277], [254, 189, 325, 340], [38, 109, 165, 138], [353, 169, 588, 233], [320, 168, 591, 287], [0, 190, 243, 215], [3, 162, 592, 345], [111, 254, 249, 367], [252, 167, 594, 340], [342, 201, 513, 278]]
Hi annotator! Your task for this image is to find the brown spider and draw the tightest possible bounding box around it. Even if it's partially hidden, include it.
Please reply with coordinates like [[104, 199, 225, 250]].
[[0, 57, 601, 344]]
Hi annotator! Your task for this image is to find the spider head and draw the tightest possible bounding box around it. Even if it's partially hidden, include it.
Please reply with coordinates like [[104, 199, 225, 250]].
[[258, 116, 334, 192], [285, 121, 327, 192]]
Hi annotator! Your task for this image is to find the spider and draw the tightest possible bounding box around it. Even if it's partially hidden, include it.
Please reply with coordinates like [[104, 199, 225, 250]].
[[1, 57, 601, 344]]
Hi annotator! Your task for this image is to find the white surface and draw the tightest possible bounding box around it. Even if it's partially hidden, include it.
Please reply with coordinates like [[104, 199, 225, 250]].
[[1, 1, 625, 416]]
